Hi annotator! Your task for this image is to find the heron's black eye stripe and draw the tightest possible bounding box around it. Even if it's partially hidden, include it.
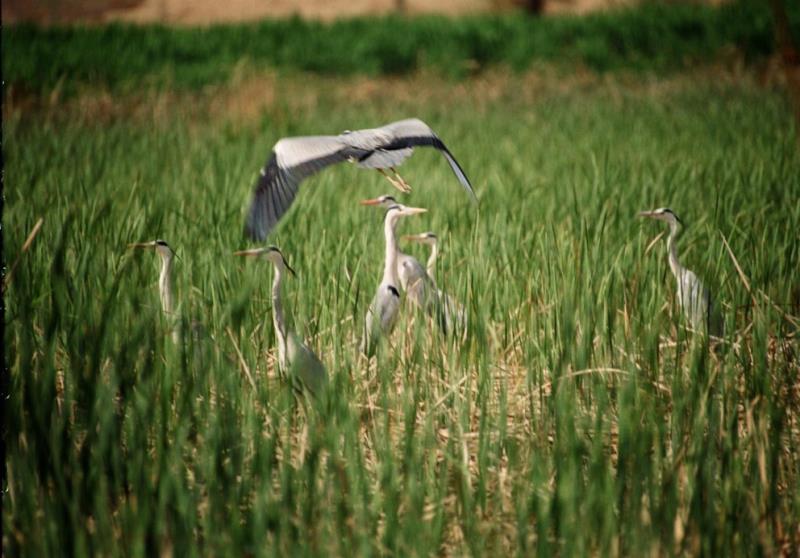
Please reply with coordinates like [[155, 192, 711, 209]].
[[387, 286, 400, 298], [661, 208, 683, 224], [156, 240, 168, 247]]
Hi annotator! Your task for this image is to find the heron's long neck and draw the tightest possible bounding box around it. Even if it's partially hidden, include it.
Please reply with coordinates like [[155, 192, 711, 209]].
[[426, 242, 439, 279], [383, 217, 399, 286], [271, 267, 288, 343], [666, 222, 683, 278], [159, 255, 175, 315]]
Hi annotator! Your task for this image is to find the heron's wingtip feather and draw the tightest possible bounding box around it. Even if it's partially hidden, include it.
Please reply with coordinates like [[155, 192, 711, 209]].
[[243, 221, 266, 242], [439, 147, 477, 203], [244, 190, 272, 241]]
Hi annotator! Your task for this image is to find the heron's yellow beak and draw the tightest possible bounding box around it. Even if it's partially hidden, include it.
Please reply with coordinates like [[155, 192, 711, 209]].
[[359, 198, 383, 206], [128, 241, 156, 249], [637, 210, 657, 219], [402, 233, 426, 242], [233, 248, 264, 257]]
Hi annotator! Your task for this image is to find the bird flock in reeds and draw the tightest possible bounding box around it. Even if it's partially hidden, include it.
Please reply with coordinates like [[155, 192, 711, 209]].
[[130, 118, 719, 398]]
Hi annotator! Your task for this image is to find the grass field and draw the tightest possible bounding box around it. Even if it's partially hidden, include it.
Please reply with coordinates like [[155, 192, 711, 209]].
[[4, 65, 800, 555], [4, 0, 795, 94]]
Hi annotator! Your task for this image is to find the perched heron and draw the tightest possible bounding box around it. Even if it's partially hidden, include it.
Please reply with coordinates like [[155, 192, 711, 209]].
[[128, 239, 181, 343], [245, 118, 476, 240], [360, 201, 428, 356], [234, 246, 327, 396], [360, 195, 440, 313], [402, 232, 468, 335], [638, 208, 719, 335]]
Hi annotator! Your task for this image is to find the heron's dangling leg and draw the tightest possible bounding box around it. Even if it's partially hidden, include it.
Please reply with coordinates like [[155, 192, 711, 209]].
[[390, 167, 412, 192], [378, 168, 412, 194]]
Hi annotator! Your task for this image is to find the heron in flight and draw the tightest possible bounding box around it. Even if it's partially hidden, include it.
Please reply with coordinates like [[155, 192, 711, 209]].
[[360, 201, 428, 356], [402, 232, 468, 335], [245, 118, 476, 240], [234, 246, 327, 396], [638, 208, 719, 335], [128, 239, 181, 343]]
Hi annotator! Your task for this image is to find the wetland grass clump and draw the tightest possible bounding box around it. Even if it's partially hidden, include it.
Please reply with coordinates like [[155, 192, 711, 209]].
[[4, 69, 799, 554]]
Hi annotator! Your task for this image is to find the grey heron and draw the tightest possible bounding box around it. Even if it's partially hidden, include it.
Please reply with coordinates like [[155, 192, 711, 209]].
[[360, 201, 428, 356], [402, 232, 468, 335], [234, 246, 327, 396], [128, 239, 180, 343], [245, 118, 476, 240], [638, 208, 718, 335], [402, 232, 439, 278], [360, 195, 440, 314]]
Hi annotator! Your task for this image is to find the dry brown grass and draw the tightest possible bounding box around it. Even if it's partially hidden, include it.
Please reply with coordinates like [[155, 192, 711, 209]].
[[5, 60, 783, 129]]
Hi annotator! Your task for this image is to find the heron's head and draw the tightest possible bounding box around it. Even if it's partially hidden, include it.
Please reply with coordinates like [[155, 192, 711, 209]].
[[361, 196, 426, 222], [234, 246, 296, 276], [384, 204, 427, 222], [638, 207, 682, 226], [359, 194, 399, 208], [128, 239, 176, 259], [402, 232, 438, 246]]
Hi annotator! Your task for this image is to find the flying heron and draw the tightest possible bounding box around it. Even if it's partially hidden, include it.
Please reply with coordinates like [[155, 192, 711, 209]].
[[234, 246, 327, 396], [638, 208, 719, 335], [402, 231, 468, 335], [245, 118, 476, 240], [360, 201, 428, 356]]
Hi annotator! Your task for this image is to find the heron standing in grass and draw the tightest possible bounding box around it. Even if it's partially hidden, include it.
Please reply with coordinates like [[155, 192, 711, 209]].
[[128, 240, 181, 343], [402, 232, 439, 278], [234, 246, 327, 396], [403, 231, 468, 335], [245, 118, 476, 240], [360, 201, 428, 356], [638, 208, 720, 335], [360, 195, 439, 313]]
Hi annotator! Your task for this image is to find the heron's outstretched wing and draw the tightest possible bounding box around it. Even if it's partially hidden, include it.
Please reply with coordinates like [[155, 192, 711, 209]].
[[245, 136, 362, 240], [381, 118, 477, 201], [381, 118, 437, 138]]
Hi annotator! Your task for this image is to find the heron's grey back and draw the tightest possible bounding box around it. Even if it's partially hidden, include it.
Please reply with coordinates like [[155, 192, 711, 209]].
[[339, 127, 393, 150], [288, 333, 327, 396]]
